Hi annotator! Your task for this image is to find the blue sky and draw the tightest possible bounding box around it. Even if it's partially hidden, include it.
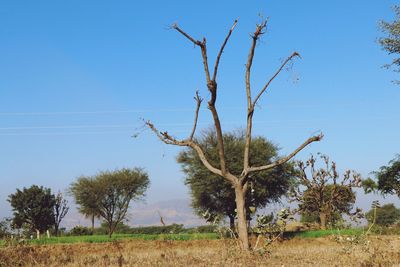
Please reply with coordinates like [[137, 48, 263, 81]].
[[1, 0, 400, 218]]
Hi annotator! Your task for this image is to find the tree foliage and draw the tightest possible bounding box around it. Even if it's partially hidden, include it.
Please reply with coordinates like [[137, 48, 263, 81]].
[[8, 185, 55, 233], [380, 6, 400, 79], [70, 176, 101, 232], [366, 203, 400, 226], [70, 168, 150, 237], [178, 130, 296, 226], [375, 155, 400, 197], [291, 154, 362, 229]]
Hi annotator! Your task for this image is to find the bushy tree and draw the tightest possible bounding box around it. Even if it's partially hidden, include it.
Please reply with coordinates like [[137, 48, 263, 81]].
[[8, 185, 55, 234], [366, 203, 400, 226], [376, 156, 400, 197], [178, 130, 296, 229], [69, 177, 100, 232], [291, 154, 362, 229], [70, 168, 150, 237], [363, 155, 400, 197]]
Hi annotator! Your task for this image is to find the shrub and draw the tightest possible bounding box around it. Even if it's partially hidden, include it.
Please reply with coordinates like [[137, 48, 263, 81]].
[[69, 226, 92, 236]]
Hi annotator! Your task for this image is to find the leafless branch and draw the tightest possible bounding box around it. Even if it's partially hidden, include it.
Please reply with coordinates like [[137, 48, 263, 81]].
[[243, 20, 268, 173], [189, 91, 203, 140], [212, 19, 238, 81], [172, 24, 211, 82], [252, 51, 301, 107], [172, 24, 202, 46], [145, 120, 225, 178], [245, 134, 323, 178]]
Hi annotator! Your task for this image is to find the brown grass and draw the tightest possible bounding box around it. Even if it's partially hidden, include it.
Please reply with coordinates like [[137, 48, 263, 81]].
[[1, 236, 400, 266]]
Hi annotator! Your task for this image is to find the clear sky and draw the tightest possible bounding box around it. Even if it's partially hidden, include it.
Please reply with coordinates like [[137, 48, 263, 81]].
[[1, 0, 399, 218]]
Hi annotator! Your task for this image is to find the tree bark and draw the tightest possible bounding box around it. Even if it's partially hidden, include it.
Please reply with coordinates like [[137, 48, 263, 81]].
[[319, 212, 327, 230], [91, 215, 95, 234], [54, 225, 59, 237], [235, 185, 250, 250]]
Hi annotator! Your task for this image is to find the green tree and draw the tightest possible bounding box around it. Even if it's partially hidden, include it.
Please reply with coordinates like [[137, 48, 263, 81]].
[[291, 154, 362, 229], [8, 185, 55, 235], [178, 130, 296, 229], [375, 156, 400, 197], [366, 203, 400, 226], [70, 168, 150, 237], [363, 156, 400, 197], [69, 178, 100, 233], [379, 6, 400, 79]]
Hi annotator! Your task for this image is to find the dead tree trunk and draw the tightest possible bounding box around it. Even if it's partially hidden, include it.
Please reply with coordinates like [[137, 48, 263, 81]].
[[146, 19, 322, 251]]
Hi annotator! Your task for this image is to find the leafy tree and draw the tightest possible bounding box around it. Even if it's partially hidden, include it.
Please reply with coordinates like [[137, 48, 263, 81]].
[[53, 191, 69, 236], [363, 156, 400, 197], [379, 6, 400, 79], [70, 177, 101, 233], [178, 130, 296, 229], [8, 185, 55, 234], [366, 203, 400, 226], [291, 154, 362, 229], [375, 156, 400, 197], [70, 168, 150, 237]]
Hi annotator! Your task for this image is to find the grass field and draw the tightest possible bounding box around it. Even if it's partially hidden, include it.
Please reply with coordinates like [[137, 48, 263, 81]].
[[1, 235, 399, 266], [0, 233, 218, 246], [0, 228, 368, 247], [292, 228, 364, 238]]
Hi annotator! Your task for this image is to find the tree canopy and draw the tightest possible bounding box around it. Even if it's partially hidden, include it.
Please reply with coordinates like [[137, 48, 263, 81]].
[[8, 185, 55, 233], [70, 168, 150, 237], [178, 130, 296, 227], [375, 156, 400, 197]]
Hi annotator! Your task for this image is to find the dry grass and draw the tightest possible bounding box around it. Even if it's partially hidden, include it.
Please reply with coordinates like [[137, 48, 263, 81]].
[[1, 236, 400, 266]]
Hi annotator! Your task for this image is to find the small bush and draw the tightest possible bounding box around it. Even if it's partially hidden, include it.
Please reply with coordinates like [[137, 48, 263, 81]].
[[69, 226, 92, 236]]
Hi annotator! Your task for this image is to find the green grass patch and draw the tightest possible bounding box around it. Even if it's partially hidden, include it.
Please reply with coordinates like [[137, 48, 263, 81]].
[[293, 228, 364, 238], [1, 233, 218, 246]]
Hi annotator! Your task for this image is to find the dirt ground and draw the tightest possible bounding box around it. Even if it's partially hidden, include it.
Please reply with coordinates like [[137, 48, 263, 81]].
[[1, 236, 400, 266]]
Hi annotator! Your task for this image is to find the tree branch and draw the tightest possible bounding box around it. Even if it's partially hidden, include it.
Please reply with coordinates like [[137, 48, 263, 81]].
[[212, 19, 238, 81], [172, 24, 211, 83], [189, 91, 203, 140], [243, 134, 323, 183], [145, 120, 225, 178], [252, 51, 301, 108], [243, 20, 268, 175], [172, 24, 202, 46]]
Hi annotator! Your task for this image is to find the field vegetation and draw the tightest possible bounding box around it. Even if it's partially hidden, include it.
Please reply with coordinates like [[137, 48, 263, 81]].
[[1, 234, 400, 266]]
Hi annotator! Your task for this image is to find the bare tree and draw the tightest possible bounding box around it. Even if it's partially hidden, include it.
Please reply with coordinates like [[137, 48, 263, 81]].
[[146, 19, 322, 250], [54, 191, 69, 236]]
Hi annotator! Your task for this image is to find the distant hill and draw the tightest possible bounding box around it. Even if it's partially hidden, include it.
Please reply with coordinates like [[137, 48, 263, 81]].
[[61, 198, 205, 229]]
